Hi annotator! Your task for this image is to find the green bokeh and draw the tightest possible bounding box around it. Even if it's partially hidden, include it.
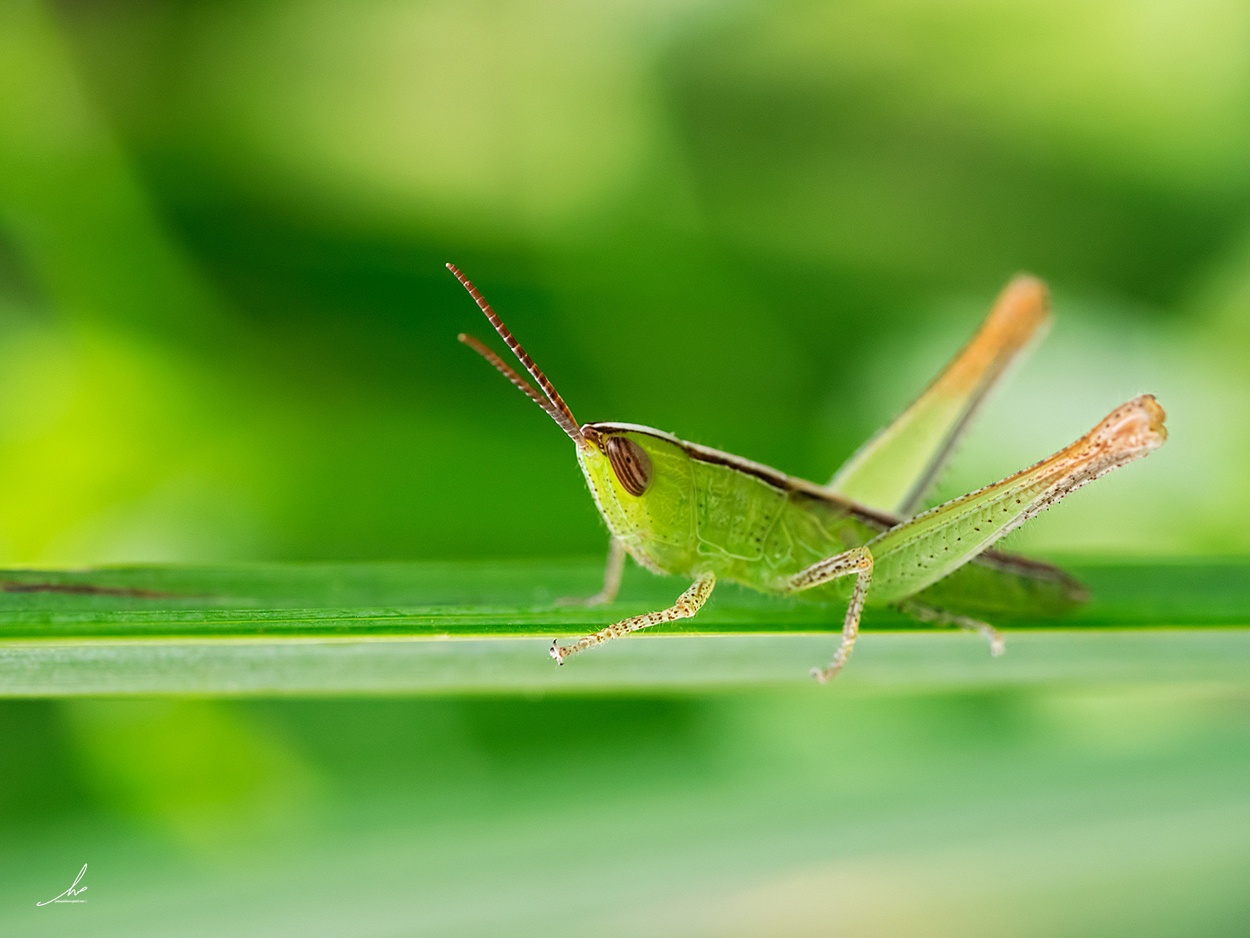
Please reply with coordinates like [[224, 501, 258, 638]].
[[1, 1, 1248, 934], [0, 0, 1246, 564]]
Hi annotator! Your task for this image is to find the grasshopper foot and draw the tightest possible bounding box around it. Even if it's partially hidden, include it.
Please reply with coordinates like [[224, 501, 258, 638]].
[[899, 601, 1005, 659], [810, 665, 841, 684], [554, 593, 610, 608]]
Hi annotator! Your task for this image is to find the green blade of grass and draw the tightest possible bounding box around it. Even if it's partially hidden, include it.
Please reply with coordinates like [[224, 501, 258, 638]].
[[0, 559, 1246, 695]]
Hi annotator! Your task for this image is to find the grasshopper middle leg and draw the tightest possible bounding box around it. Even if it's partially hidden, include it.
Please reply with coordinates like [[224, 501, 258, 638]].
[[550, 571, 716, 665], [788, 546, 875, 683]]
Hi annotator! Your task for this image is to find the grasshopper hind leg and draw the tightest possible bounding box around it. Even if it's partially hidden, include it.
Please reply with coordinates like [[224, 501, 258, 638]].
[[897, 600, 1005, 657], [829, 276, 1051, 515]]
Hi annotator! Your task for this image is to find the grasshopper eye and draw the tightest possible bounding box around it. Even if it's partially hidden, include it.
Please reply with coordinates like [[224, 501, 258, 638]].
[[605, 436, 652, 497]]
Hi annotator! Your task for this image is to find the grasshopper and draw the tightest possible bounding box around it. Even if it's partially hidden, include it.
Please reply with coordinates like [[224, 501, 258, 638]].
[[449, 264, 1167, 681]]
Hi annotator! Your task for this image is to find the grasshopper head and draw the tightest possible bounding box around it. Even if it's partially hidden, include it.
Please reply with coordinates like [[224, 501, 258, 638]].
[[576, 423, 695, 551], [449, 265, 694, 552]]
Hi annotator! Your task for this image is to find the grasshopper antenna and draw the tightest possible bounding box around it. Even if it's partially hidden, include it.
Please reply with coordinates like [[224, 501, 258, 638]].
[[457, 333, 576, 431], [448, 263, 585, 445]]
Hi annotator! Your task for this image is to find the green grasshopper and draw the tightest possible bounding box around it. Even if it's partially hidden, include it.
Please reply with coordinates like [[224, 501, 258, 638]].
[[449, 264, 1167, 681]]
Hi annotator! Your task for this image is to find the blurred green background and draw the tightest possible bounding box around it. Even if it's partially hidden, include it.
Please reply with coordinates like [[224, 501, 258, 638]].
[[1, 0, 1248, 934]]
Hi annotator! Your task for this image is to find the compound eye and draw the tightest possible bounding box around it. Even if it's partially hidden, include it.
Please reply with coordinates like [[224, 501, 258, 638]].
[[604, 436, 652, 497]]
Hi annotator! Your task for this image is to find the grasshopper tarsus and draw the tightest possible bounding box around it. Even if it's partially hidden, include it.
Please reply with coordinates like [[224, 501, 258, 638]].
[[810, 666, 839, 684], [554, 594, 605, 608], [899, 601, 1006, 658]]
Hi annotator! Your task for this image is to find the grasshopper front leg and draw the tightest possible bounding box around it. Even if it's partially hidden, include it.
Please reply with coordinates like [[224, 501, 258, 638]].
[[550, 571, 716, 664], [556, 536, 626, 607], [788, 546, 875, 683]]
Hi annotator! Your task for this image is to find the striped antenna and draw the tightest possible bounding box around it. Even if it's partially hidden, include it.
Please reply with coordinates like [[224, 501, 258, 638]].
[[448, 264, 584, 445]]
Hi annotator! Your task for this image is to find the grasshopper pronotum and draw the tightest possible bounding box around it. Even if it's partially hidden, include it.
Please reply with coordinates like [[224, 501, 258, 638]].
[[450, 265, 1167, 681]]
